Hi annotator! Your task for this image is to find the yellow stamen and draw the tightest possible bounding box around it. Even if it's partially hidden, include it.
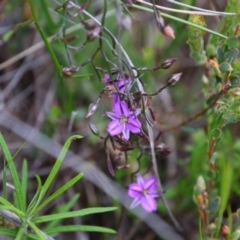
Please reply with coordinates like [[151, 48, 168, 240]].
[[120, 116, 128, 123]]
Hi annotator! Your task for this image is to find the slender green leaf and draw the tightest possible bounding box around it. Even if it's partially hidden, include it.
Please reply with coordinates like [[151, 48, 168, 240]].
[[34, 173, 83, 214], [0, 205, 24, 219], [29, 0, 62, 79], [3, 160, 7, 200], [71, 73, 93, 78], [0, 229, 17, 238], [27, 175, 43, 216], [39, 135, 83, 203], [28, 222, 47, 240], [21, 159, 28, 212], [33, 207, 117, 223], [25, 233, 39, 240], [15, 227, 25, 240], [0, 132, 24, 211], [0, 196, 19, 210], [44, 194, 80, 231], [45, 225, 116, 234]]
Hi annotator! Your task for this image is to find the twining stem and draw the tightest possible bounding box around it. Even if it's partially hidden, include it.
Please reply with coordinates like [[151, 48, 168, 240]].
[[73, 3, 183, 231]]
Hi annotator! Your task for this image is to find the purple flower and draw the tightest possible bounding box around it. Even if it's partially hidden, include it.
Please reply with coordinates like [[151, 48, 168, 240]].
[[106, 101, 141, 140], [115, 74, 130, 93], [102, 73, 110, 83], [102, 73, 130, 93], [128, 175, 160, 212]]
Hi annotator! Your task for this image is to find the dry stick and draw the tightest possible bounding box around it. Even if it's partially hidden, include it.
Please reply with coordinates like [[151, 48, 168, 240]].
[[79, 4, 182, 231], [165, 90, 224, 132]]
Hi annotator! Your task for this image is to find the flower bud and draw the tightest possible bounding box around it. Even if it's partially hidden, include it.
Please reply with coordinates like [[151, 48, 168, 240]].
[[161, 58, 177, 69], [155, 143, 171, 157], [84, 21, 97, 30], [89, 123, 99, 136], [163, 25, 175, 39], [221, 225, 229, 238], [86, 101, 99, 118], [167, 72, 182, 86], [208, 223, 217, 235], [194, 176, 206, 195], [119, 15, 132, 32], [87, 26, 102, 41], [156, 17, 165, 32], [62, 67, 74, 77]]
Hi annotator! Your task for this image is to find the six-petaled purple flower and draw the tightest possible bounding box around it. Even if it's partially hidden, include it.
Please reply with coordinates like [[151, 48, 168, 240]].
[[128, 175, 160, 212], [106, 101, 141, 140]]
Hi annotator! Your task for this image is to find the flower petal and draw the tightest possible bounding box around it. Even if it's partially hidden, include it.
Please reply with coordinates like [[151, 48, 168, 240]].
[[102, 74, 110, 83], [127, 118, 141, 133], [122, 126, 130, 140], [128, 183, 142, 198], [130, 197, 142, 209], [136, 175, 145, 187], [119, 101, 130, 116], [149, 192, 160, 198], [134, 108, 141, 116], [107, 120, 123, 136], [106, 111, 119, 120], [112, 94, 120, 108], [141, 195, 157, 212], [143, 177, 157, 190]]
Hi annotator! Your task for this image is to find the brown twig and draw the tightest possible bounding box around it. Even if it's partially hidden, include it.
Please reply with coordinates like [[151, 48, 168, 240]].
[[165, 90, 224, 132]]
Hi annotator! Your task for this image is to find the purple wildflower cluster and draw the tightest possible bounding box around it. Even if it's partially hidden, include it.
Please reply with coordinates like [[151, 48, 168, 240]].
[[103, 73, 141, 141], [101, 73, 159, 212]]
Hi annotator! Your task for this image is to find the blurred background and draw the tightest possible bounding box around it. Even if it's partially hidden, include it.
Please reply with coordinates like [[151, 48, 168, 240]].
[[1, 0, 240, 239]]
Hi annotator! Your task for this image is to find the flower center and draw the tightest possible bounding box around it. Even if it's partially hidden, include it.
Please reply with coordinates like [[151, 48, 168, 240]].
[[142, 189, 148, 196], [120, 116, 128, 123]]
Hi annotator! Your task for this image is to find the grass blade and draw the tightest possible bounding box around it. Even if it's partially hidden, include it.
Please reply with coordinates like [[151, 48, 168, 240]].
[[21, 159, 28, 212], [33, 173, 84, 215], [45, 225, 116, 235], [15, 227, 25, 240], [29, 0, 62, 79], [33, 207, 117, 223], [27, 175, 43, 215], [0, 132, 24, 211], [44, 194, 80, 231], [39, 135, 83, 205], [0, 229, 17, 238], [28, 222, 48, 240]]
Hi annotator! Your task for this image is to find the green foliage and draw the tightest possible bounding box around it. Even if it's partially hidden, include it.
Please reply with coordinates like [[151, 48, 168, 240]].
[[187, 15, 207, 64], [0, 134, 117, 239]]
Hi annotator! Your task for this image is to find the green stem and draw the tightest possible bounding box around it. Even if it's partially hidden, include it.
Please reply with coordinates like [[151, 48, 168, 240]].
[[29, 0, 63, 78]]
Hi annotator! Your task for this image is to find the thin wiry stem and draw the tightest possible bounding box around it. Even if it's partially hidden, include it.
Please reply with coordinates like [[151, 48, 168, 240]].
[[131, 4, 228, 39], [162, 0, 235, 15], [74, 2, 182, 231], [136, 0, 235, 16]]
